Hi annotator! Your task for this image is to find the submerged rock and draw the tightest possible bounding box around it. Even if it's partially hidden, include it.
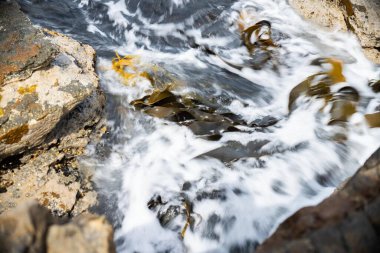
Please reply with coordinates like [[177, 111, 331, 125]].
[[0, 0, 105, 216], [0, 201, 115, 253], [289, 0, 380, 64]]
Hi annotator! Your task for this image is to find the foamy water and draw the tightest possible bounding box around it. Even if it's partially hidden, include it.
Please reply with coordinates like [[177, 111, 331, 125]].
[[20, 0, 380, 252]]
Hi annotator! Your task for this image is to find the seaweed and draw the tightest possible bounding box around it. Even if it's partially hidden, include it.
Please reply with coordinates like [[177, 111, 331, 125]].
[[180, 200, 192, 239], [112, 52, 152, 84], [131, 87, 251, 140], [365, 112, 380, 128], [288, 58, 347, 111], [241, 20, 276, 54]]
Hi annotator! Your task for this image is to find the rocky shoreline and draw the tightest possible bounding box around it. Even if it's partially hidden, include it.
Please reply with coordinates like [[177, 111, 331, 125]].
[[0, 0, 379, 252], [0, 0, 105, 217], [0, 1, 113, 252]]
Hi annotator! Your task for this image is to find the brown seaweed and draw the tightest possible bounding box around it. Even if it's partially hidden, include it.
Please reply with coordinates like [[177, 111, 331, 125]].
[[365, 112, 380, 128], [131, 87, 258, 139], [288, 58, 347, 111], [242, 20, 276, 54]]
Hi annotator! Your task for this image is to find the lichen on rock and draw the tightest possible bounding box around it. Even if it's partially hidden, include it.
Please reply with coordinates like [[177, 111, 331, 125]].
[[0, 0, 105, 218]]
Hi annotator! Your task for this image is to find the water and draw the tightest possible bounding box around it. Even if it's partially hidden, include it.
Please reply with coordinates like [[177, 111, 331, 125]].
[[18, 0, 380, 252]]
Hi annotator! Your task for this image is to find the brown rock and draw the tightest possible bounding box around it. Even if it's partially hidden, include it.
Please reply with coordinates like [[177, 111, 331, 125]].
[[0, 201, 115, 253], [0, 1, 57, 85], [256, 148, 380, 253], [47, 215, 115, 253], [0, 201, 56, 253], [289, 0, 380, 64], [0, 1, 105, 216]]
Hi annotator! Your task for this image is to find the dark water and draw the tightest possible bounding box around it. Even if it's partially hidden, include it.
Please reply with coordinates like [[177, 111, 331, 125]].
[[18, 0, 380, 252]]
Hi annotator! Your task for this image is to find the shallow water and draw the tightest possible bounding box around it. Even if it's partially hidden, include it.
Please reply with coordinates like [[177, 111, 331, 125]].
[[19, 0, 380, 252]]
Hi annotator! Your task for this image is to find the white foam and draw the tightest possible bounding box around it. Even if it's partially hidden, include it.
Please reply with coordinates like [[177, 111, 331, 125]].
[[80, 0, 380, 252]]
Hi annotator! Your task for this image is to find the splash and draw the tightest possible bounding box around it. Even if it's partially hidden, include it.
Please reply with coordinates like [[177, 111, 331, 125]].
[[18, 0, 380, 252]]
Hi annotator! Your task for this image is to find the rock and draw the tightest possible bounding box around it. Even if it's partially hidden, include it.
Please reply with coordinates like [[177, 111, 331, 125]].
[[0, 0, 98, 159], [256, 147, 380, 253], [289, 0, 380, 64], [0, 1, 57, 85], [0, 0, 105, 216], [0, 201, 115, 253], [47, 214, 115, 253]]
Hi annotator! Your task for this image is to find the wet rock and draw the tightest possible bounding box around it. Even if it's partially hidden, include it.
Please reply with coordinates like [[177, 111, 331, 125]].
[[369, 80, 380, 93], [289, 0, 380, 64], [0, 1, 105, 216], [251, 116, 278, 128], [256, 147, 380, 253], [201, 140, 270, 163], [158, 205, 181, 227], [0, 201, 115, 253], [196, 189, 227, 202]]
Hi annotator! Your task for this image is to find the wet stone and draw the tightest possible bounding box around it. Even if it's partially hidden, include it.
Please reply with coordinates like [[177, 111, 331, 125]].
[[147, 194, 165, 210], [369, 80, 380, 93], [251, 116, 278, 127], [202, 213, 221, 241], [196, 189, 227, 202], [182, 181, 192, 191], [158, 205, 181, 227]]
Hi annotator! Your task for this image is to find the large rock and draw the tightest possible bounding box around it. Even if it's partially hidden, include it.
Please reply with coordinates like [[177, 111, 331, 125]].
[[256, 147, 380, 253], [289, 0, 380, 64], [0, 1, 105, 215], [0, 0, 99, 159], [0, 201, 115, 253]]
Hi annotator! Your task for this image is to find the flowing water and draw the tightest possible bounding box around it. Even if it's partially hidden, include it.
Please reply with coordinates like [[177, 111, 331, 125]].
[[19, 0, 380, 252]]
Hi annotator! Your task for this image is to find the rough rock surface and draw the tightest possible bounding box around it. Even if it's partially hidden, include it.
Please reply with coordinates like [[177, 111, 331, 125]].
[[0, 201, 115, 253], [256, 147, 380, 253], [289, 0, 380, 64], [0, 1, 105, 216]]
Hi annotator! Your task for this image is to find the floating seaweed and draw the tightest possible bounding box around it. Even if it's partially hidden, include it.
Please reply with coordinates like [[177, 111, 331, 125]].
[[112, 52, 186, 91], [328, 86, 358, 125], [112, 53, 152, 84], [288, 58, 347, 111], [241, 20, 276, 54], [131, 87, 253, 140], [180, 200, 192, 239], [365, 112, 380, 128]]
